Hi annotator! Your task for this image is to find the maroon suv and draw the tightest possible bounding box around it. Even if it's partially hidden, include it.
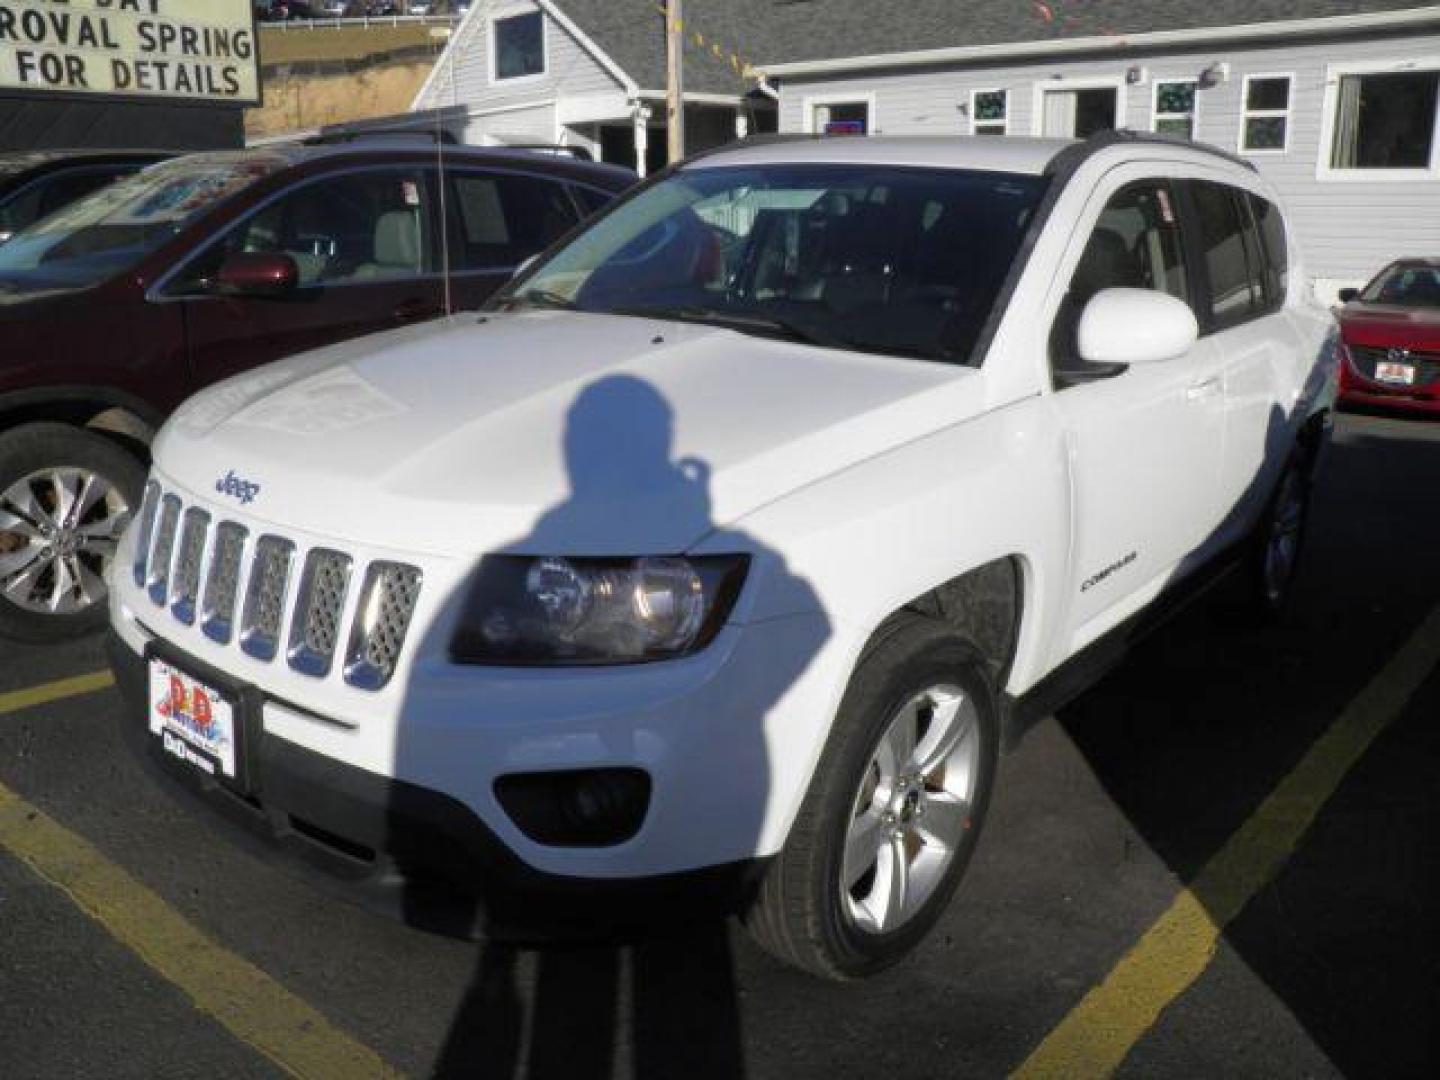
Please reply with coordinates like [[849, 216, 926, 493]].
[[0, 141, 633, 640]]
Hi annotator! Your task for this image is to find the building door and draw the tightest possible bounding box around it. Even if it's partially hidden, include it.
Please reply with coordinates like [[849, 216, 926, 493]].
[[1042, 87, 1118, 138]]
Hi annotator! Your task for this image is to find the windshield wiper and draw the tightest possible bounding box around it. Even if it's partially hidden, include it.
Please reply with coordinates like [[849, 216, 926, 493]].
[[503, 288, 578, 312], [610, 305, 846, 350]]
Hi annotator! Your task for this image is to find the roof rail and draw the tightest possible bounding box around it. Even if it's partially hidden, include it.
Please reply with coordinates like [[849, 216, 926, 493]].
[[1056, 128, 1258, 174], [493, 144, 595, 162], [303, 128, 459, 146]]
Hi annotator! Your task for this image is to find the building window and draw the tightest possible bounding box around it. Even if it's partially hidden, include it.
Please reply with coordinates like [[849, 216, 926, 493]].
[[1329, 68, 1439, 169], [1153, 80, 1197, 139], [1240, 76, 1292, 153], [492, 11, 545, 81], [971, 90, 1007, 135], [811, 101, 869, 135]]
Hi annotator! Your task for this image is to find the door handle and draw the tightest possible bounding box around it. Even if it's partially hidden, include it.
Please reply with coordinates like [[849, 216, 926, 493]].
[[1185, 376, 1221, 401], [393, 297, 440, 322]]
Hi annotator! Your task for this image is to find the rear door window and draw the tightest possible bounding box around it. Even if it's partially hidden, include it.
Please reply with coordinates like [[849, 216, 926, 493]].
[[1247, 193, 1288, 306], [1189, 180, 1268, 329], [445, 172, 581, 272]]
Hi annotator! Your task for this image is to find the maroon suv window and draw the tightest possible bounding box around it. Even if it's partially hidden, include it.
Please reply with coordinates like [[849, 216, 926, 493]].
[[172, 168, 434, 292]]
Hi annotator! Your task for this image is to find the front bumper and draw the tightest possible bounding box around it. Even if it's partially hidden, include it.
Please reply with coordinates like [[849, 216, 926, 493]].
[[1338, 357, 1440, 413], [109, 632, 767, 938]]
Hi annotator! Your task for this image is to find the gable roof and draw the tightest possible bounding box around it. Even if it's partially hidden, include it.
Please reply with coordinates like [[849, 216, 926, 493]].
[[553, 0, 756, 96], [558, 1, 1439, 89], [725, 0, 1438, 73]]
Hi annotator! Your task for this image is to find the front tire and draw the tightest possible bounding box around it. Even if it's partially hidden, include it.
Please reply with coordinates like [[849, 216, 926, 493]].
[[743, 615, 999, 980], [0, 423, 145, 642], [1249, 451, 1312, 621]]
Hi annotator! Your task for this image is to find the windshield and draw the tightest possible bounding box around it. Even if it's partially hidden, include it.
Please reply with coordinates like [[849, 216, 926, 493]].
[[0, 156, 282, 294], [498, 164, 1047, 364], [1361, 265, 1440, 308]]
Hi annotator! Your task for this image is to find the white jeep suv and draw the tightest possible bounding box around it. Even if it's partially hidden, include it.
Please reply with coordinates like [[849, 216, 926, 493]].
[[108, 132, 1335, 979]]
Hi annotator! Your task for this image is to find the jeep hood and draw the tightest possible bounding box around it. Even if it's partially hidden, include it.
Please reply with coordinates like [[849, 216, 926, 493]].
[[156, 311, 988, 556]]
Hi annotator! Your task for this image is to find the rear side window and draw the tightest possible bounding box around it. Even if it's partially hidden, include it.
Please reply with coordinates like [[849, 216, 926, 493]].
[[1190, 180, 1269, 329], [0, 166, 135, 237], [568, 183, 613, 217], [1248, 193, 1288, 304], [445, 172, 580, 271]]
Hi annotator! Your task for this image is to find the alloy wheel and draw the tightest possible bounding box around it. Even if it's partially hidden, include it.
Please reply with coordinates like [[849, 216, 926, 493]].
[[0, 467, 132, 615], [841, 683, 982, 935]]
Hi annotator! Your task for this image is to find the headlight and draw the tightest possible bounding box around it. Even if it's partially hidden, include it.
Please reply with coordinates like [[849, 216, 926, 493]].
[[450, 555, 749, 665]]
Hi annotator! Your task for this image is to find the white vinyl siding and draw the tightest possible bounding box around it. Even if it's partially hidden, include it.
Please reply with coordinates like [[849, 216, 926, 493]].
[[776, 29, 1440, 292], [415, 4, 623, 120]]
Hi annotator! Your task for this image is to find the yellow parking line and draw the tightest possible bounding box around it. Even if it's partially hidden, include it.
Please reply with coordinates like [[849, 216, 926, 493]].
[[0, 670, 402, 1078], [0, 669, 114, 717], [1014, 601, 1440, 1079], [0, 782, 403, 1079]]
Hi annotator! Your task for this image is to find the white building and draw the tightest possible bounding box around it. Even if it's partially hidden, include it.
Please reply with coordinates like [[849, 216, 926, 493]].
[[415, 1, 1440, 297], [750, 0, 1440, 298], [412, 0, 775, 175]]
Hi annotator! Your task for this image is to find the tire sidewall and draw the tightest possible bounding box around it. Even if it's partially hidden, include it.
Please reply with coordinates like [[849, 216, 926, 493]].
[[815, 632, 1000, 977], [0, 423, 146, 642], [1254, 453, 1311, 618]]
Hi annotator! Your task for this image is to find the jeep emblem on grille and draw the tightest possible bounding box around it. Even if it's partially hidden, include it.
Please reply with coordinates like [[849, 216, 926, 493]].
[[1387, 346, 1411, 364], [215, 470, 261, 505]]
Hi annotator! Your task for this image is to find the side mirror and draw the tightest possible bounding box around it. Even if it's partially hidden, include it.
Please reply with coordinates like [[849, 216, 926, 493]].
[[1078, 287, 1198, 366], [214, 252, 299, 297], [1337, 287, 1359, 304], [0, 230, 13, 245]]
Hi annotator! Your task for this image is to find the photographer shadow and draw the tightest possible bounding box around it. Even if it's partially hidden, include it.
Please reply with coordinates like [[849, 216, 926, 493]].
[[389, 374, 831, 1079]]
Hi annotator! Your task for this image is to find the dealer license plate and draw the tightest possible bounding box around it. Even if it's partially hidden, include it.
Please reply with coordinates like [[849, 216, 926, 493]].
[[148, 659, 238, 780], [1375, 361, 1416, 385]]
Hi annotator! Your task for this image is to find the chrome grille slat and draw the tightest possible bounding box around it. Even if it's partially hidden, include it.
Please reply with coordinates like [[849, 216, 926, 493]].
[[344, 562, 423, 690], [146, 494, 182, 606], [201, 522, 248, 645], [240, 535, 295, 661], [169, 508, 210, 625], [131, 481, 160, 588], [138, 483, 422, 692], [288, 549, 352, 678]]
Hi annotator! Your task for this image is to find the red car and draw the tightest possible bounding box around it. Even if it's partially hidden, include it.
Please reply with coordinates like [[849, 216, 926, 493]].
[[0, 140, 632, 641], [1336, 259, 1440, 414]]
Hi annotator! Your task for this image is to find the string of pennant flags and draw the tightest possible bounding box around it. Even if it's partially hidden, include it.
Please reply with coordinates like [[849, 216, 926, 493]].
[[651, 2, 758, 80], [649, 1, 1127, 88]]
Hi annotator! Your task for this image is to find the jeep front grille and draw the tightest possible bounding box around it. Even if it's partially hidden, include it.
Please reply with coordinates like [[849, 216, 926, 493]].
[[202, 522, 248, 645], [131, 482, 160, 588], [170, 508, 210, 626], [240, 536, 295, 662], [132, 484, 422, 691], [288, 549, 352, 678], [146, 494, 182, 606], [344, 562, 424, 690]]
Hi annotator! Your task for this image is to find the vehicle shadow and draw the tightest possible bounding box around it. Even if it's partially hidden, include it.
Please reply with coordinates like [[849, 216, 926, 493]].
[[387, 374, 830, 1079], [1055, 413, 1440, 1075]]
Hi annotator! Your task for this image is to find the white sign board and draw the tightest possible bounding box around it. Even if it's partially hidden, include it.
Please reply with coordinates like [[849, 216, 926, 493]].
[[0, 0, 259, 105]]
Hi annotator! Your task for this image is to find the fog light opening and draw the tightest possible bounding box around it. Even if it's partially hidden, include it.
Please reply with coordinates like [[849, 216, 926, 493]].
[[495, 769, 651, 848]]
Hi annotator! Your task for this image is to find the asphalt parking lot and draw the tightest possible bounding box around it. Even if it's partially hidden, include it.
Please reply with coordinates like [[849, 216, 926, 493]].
[[1, 410, 1437, 1079]]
